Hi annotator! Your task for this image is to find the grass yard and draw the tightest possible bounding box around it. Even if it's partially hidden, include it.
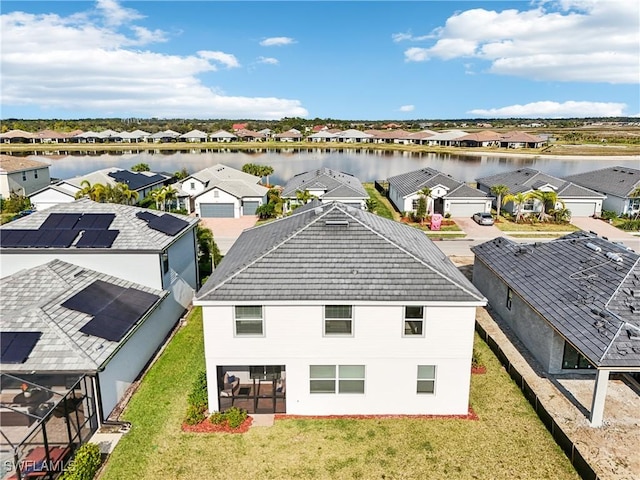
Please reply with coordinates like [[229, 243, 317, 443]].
[[495, 219, 579, 232], [363, 183, 397, 220], [99, 307, 578, 480]]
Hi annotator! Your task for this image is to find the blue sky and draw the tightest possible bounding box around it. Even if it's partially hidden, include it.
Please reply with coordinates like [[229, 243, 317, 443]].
[[1, 0, 638, 120]]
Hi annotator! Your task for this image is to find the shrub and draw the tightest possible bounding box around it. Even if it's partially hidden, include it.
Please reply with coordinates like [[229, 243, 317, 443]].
[[600, 210, 618, 220], [185, 404, 207, 426], [60, 443, 102, 480], [210, 411, 225, 425], [225, 406, 248, 429], [619, 219, 640, 231], [184, 370, 208, 425], [444, 212, 451, 219]]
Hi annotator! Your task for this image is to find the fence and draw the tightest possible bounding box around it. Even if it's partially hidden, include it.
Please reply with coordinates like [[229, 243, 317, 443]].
[[374, 180, 388, 196], [475, 322, 600, 480]]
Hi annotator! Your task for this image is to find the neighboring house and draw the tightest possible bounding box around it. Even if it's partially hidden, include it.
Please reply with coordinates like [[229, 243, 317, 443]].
[[471, 233, 640, 426], [34, 129, 72, 144], [232, 123, 249, 131], [120, 129, 151, 143], [257, 128, 272, 138], [0, 198, 199, 317], [149, 130, 181, 143], [424, 130, 468, 146], [476, 168, 605, 217], [29, 167, 170, 211], [194, 202, 486, 416], [209, 130, 237, 142], [388, 167, 492, 217], [406, 130, 437, 145], [0, 155, 51, 200], [369, 130, 414, 145], [72, 131, 103, 143], [455, 131, 502, 148], [564, 166, 640, 216], [177, 164, 268, 217], [234, 129, 266, 142], [334, 129, 374, 143], [499, 131, 545, 149], [179, 130, 209, 143], [0, 130, 36, 144], [281, 167, 369, 210], [273, 129, 303, 142], [307, 131, 338, 143], [0, 258, 175, 421]]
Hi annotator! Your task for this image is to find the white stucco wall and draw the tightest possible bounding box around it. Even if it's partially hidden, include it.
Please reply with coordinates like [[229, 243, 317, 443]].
[[201, 303, 477, 415], [97, 293, 177, 418], [29, 189, 75, 211], [178, 178, 207, 197], [0, 168, 51, 199]]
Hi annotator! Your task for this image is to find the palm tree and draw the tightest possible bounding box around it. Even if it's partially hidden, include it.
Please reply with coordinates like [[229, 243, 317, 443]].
[[295, 189, 316, 205], [150, 187, 166, 211], [162, 185, 178, 211], [261, 166, 274, 187], [490, 184, 510, 218], [503, 192, 527, 223], [266, 188, 284, 217], [117, 183, 139, 205], [74, 180, 106, 202], [418, 187, 432, 216], [527, 190, 565, 222], [365, 198, 377, 213]]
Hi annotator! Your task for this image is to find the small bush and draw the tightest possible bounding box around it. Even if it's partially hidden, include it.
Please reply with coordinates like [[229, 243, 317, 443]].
[[184, 370, 208, 425], [600, 210, 618, 220], [444, 212, 451, 219], [60, 443, 102, 480], [210, 411, 225, 425], [185, 404, 207, 426], [225, 406, 248, 429], [619, 219, 640, 231]]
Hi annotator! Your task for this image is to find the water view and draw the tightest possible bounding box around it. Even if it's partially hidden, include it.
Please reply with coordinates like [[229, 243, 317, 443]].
[[28, 148, 640, 185]]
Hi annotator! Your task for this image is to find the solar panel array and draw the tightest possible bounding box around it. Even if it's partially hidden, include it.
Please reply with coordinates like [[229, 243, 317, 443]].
[[136, 211, 188, 236], [1, 213, 118, 248], [1, 331, 42, 364], [108, 170, 166, 190], [62, 280, 160, 342]]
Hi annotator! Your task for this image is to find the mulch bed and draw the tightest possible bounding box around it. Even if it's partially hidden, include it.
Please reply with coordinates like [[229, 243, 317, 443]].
[[472, 365, 487, 374], [182, 416, 253, 434], [276, 407, 478, 421]]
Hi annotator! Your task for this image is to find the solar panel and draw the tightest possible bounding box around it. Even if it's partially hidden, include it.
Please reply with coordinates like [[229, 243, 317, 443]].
[[0, 332, 42, 364], [50, 229, 80, 248], [61, 280, 127, 315], [75, 230, 119, 248], [74, 214, 115, 230], [148, 214, 189, 236], [0, 229, 30, 247], [40, 213, 82, 230], [136, 211, 158, 222], [78, 287, 160, 341]]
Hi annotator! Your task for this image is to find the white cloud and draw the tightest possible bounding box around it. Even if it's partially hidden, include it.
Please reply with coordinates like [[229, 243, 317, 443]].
[[259, 37, 295, 47], [399, 105, 415, 112], [391, 31, 432, 43], [0, 3, 307, 119], [402, 0, 639, 84], [95, 0, 142, 27], [257, 56, 279, 65], [197, 51, 240, 69], [468, 101, 628, 118]]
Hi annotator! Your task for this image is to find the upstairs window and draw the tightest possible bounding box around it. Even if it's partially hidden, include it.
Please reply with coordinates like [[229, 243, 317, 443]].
[[324, 305, 353, 336], [404, 306, 424, 336], [235, 306, 264, 336], [213, 191, 219, 198], [506, 288, 513, 310]]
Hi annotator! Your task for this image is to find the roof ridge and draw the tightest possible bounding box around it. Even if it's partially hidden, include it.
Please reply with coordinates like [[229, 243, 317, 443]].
[[338, 205, 485, 302]]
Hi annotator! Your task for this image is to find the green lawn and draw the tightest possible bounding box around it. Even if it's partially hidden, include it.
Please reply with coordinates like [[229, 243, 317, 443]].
[[362, 183, 397, 220], [99, 307, 578, 480], [494, 219, 579, 232]]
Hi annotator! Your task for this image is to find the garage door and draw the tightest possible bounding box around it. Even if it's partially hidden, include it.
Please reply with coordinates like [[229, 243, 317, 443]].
[[449, 202, 487, 217], [200, 203, 235, 218], [564, 202, 596, 217], [243, 201, 259, 216]]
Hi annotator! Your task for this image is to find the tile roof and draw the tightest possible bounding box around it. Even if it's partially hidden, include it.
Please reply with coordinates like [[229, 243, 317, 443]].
[[476, 168, 605, 198], [281, 167, 368, 199], [196, 202, 486, 303], [0, 130, 36, 139], [0, 155, 50, 173], [0, 198, 198, 251], [472, 233, 640, 368], [388, 167, 489, 199], [179, 129, 208, 139], [60, 167, 167, 192], [564, 166, 640, 198], [0, 259, 166, 373], [209, 129, 237, 139], [189, 163, 261, 185], [195, 179, 268, 199]]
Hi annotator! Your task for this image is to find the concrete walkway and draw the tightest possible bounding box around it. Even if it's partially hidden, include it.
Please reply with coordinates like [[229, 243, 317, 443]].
[[251, 414, 274, 427], [570, 216, 639, 251], [197, 216, 259, 255]]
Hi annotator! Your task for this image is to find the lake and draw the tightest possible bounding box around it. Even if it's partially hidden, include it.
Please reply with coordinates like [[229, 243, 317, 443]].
[[29, 148, 640, 185]]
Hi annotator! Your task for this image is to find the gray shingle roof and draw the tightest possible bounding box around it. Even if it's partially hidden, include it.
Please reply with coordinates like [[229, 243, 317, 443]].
[[196, 202, 486, 303], [0, 198, 198, 251], [472, 233, 640, 368], [281, 168, 368, 199], [194, 179, 268, 200], [0, 259, 166, 373], [564, 166, 640, 198], [476, 168, 605, 198], [189, 163, 261, 185], [388, 167, 488, 199]]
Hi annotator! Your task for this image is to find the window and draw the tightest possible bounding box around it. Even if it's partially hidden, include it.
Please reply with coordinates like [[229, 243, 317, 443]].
[[412, 198, 420, 210], [506, 288, 513, 310], [629, 198, 640, 212], [324, 305, 352, 335], [310, 365, 365, 394], [523, 199, 535, 211], [417, 365, 436, 394], [234, 306, 263, 335], [34, 171, 38, 179], [562, 342, 593, 369], [161, 251, 169, 274], [213, 191, 219, 198], [22, 172, 27, 181], [190, 182, 195, 190], [404, 306, 424, 336]]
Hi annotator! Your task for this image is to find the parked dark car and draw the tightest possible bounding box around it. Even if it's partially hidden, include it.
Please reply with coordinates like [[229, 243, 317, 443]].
[[472, 212, 494, 226]]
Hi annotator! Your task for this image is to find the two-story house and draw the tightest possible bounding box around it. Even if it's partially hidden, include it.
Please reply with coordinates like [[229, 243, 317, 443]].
[[194, 202, 486, 416], [0, 155, 51, 200]]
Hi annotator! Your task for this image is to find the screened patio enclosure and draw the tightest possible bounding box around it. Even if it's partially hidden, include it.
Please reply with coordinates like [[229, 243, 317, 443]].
[[217, 365, 286, 414], [0, 373, 98, 480]]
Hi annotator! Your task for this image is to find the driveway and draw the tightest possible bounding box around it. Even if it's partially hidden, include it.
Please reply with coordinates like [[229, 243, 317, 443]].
[[452, 216, 505, 241], [197, 216, 259, 254], [570, 217, 639, 251]]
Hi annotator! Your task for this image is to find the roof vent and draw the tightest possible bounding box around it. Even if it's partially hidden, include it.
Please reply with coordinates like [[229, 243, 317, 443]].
[[606, 252, 623, 263], [586, 242, 601, 252], [325, 220, 349, 227]]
